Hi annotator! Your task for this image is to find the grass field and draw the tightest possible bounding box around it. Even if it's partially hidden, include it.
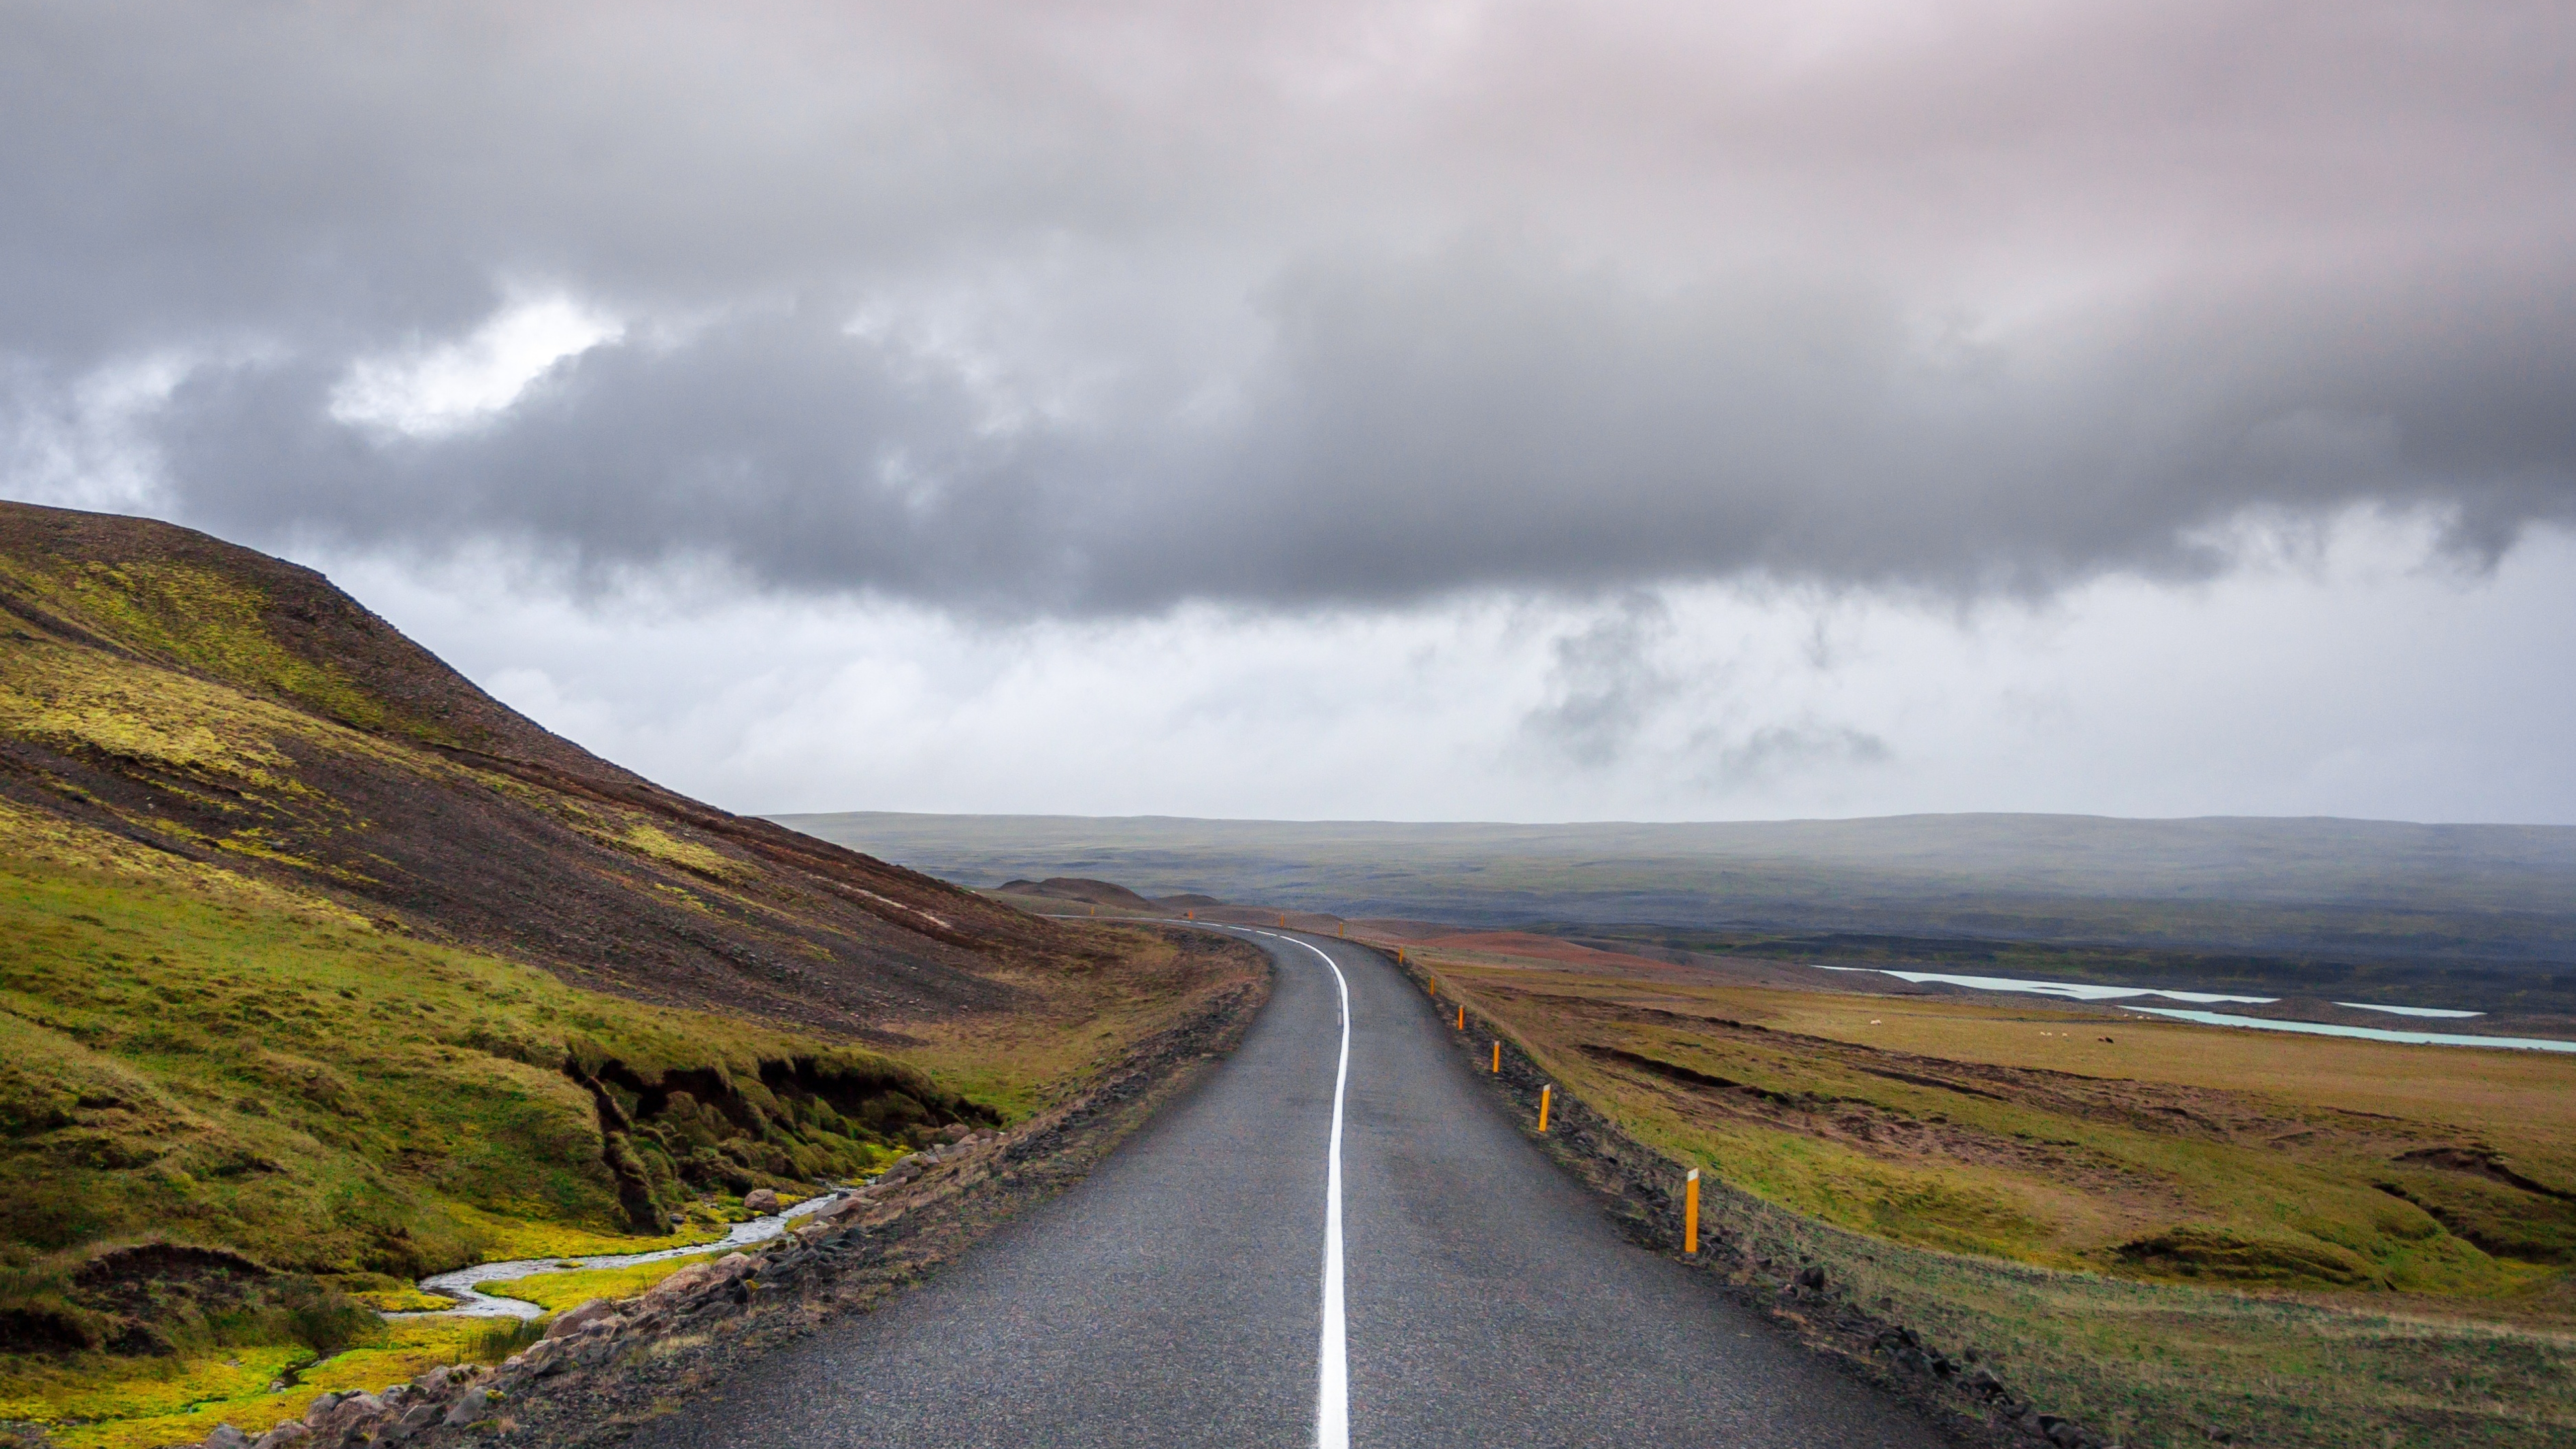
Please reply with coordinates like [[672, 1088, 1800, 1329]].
[[1415, 941, 2576, 1446]]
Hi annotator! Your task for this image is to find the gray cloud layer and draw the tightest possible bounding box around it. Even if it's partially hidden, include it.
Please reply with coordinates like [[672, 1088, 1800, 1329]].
[[5, 1, 2572, 611]]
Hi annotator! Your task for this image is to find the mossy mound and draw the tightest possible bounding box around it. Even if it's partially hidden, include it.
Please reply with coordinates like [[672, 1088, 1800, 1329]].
[[2113, 1225, 2381, 1288]]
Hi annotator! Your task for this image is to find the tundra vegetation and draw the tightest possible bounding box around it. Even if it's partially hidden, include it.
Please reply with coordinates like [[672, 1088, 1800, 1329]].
[[1417, 938, 2576, 1449], [0, 504, 1254, 1447]]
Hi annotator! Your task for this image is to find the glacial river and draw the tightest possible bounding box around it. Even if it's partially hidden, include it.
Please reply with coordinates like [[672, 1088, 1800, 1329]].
[[1811, 966, 2575, 1054]]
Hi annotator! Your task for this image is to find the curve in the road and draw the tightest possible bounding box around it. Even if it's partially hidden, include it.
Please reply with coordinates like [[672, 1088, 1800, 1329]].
[[626, 928, 1944, 1449]]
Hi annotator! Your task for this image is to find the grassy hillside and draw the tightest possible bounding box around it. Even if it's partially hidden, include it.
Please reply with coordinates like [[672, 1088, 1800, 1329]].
[[0, 503, 1258, 1438], [0, 849, 961, 1298]]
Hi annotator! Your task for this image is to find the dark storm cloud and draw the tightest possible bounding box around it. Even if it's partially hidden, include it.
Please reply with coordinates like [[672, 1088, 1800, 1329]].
[[5, 1, 2573, 612]]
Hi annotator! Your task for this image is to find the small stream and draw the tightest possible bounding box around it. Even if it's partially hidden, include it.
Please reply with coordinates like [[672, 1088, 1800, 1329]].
[[401, 1194, 840, 1319]]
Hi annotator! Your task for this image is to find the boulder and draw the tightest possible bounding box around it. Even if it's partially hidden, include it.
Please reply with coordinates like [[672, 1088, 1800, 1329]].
[[378, 1403, 445, 1444], [520, 1337, 569, 1376], [200, 1427, 250, 1449], [742, 1188, 781, 1213], [934, 1122, 973, 1144], [544, 1297, 621, 1339], [639, 1260, 721, 1310], [301, 1394, 344, 1426], [251, 1420, 310, 1449], [318, 1392, 383, 1438], [443, 1388, 500, 1427]]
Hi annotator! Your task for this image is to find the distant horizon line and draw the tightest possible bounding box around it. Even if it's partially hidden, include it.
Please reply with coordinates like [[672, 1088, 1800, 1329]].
[[762, 808, 2576, 832]]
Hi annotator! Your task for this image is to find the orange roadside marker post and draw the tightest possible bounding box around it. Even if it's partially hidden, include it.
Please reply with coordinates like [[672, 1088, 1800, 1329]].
[[1337, 922, 1344, 938], [1538, 1084, 1551, 1133], [1456, 1005, 1465, 1030], [1278, 913, 1286, 927], [1491, 1040, 1501, 1073], [1186, 909, 1194, 921], [1684, 1168, 1701, 1254]]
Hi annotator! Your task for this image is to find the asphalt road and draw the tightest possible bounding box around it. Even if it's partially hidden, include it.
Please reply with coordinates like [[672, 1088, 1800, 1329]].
[[628, 930, 1944, 1448]]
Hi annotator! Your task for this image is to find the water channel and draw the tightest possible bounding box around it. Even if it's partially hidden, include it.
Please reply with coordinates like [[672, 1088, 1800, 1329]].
[[1809, 966, 2574, 1053], [403, 1193, 840, 1318]]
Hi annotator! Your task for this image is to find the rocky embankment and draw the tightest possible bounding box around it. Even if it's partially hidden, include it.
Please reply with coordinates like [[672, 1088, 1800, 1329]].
[[166, 967, 1265, 1449]]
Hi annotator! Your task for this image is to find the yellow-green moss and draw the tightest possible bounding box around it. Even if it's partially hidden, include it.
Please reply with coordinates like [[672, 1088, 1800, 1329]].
[[11, 1317, 498, 1449], [482, 1248, 736, 1312], [618, 825, 738, 879], [0, 555, 412, 740]]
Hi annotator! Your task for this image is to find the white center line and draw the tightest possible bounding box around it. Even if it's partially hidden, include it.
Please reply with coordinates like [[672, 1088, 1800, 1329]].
[[1256, 929, 1352, 1449]]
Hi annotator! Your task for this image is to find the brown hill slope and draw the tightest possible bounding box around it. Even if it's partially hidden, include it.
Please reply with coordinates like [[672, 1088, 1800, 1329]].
[[0, 501, 1078, 1037]]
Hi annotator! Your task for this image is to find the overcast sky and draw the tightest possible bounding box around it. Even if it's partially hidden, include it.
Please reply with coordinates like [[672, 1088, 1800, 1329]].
[[6, 2, 2572, 823]]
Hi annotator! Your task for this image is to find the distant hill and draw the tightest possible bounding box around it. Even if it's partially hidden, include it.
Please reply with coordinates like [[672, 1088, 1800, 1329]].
[[0, 503, 1087, 1295], [996, 876, 1161, 911], [776, 811, 2576, 972]]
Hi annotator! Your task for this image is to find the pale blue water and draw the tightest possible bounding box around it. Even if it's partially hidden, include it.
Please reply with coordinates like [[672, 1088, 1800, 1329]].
[[2124, 1007, 2576, 1054], [1808, 964, 2563, 1052], [2334, 1001, 2484, 1018], [1810, 965, 2274, 1005]]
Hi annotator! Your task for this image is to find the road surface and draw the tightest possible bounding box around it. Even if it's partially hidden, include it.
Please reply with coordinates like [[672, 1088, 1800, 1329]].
[[627, 929, 1944, 1448]]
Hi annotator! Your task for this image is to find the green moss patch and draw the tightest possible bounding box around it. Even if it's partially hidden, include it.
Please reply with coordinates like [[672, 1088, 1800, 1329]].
[[482, 1249, 736, 1313]]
